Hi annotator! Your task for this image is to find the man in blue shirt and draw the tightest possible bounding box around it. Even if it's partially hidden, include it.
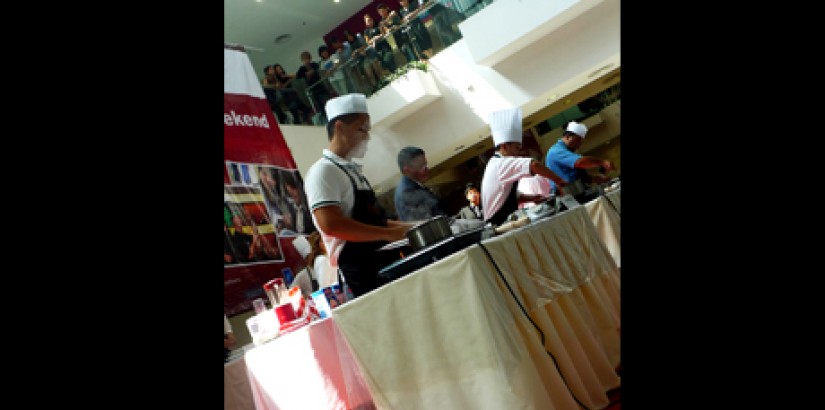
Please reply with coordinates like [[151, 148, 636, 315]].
[[545, 121, 615, 194], [393, 146, 447, 221]]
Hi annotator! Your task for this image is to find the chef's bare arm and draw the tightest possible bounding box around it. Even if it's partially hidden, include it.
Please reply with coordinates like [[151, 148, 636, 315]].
[[529, 160, 567, 188], [387, 219, 416, 228], [575, 157, 615, 184], [574, 156, 615, 172], [313, 205, 409, 243]]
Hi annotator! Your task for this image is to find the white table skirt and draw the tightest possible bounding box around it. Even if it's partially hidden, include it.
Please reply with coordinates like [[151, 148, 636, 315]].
[[585, 189, 621, 268], [332, 205, 620, 409]]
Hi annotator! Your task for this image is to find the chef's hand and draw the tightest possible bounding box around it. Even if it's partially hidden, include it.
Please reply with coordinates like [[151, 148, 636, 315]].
[[590, 174, 612, 184], [602, 160, 615, 172]]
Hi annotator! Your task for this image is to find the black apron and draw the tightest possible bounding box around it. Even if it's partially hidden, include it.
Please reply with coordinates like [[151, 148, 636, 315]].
[[326, 156, 401, 298], [486, 154, 521, 226]]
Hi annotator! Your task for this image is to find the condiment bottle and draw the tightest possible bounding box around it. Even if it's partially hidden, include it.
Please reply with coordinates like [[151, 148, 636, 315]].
[[263, 280, 280, 307]]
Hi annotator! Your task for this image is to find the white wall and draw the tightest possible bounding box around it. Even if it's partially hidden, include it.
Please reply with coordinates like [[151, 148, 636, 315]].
[[279, 124, 330, 178], [459, 0, 606, 66]]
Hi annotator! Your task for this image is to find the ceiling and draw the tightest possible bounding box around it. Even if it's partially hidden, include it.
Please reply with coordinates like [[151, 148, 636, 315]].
[[225, 0, 374, 79]]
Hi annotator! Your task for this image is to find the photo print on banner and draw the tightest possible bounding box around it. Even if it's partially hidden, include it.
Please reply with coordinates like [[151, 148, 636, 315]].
[[224, 184, 285, 265], [226, 160, 316, 237]]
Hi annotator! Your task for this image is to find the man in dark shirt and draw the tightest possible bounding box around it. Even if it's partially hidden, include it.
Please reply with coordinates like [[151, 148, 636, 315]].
[[296, 50, 332, 120], [377, 3, 417, 64], [363, 13, 397, 75], [393, 146, 447, 221]]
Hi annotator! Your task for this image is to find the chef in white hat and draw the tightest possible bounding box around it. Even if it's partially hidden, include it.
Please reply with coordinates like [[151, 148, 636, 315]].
[[304, 93, 414, 298], [544, 120, 615, 197], [481, 107, 568, 226]]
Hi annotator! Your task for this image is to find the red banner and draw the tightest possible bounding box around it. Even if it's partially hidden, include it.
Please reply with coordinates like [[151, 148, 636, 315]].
[[224, 48, 315, 316]]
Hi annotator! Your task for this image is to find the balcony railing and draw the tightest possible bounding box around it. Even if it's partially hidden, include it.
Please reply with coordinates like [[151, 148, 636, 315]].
[[299, 0, 501, 125]]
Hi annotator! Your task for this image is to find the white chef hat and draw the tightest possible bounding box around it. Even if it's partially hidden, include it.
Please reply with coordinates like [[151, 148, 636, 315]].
[[565, 121, 588, 138], [489, 107, 523, 147], [325, 93, 368, 121]]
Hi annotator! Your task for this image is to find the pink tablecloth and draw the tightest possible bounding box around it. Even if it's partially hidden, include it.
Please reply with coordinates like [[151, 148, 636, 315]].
[[225, 353, 255, 410], [244, 317, 375, 410]]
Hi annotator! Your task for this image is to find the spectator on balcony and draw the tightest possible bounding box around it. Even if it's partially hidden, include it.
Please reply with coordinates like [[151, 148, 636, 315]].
[[376, 3, 418, 65], [363, 13, 397, 76], [399, 0, 433, 60], [262, 64, 308, 125], [344, 29, 381, 90], [319, 44, 349, 97], [262, 64, 288, 124], [331, 35, 362, 93], [430, 0, 465, 48], [296, 50, 332, 121], [331, 36, 360, 94], [273, 63, 313, 124]]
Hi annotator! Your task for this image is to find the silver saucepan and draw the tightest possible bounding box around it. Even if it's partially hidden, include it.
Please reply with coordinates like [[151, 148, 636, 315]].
[[406, 215, 453, 250]]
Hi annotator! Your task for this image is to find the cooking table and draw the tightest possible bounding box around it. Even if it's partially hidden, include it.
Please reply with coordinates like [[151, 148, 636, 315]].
[[243, 317, 375, 410], [584, 189, 621, 267], [238, 199, 620, 410], [333, 204, 620, 409]]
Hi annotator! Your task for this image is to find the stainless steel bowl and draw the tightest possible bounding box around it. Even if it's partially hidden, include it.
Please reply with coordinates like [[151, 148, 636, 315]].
[[406, 216, 453, 250]]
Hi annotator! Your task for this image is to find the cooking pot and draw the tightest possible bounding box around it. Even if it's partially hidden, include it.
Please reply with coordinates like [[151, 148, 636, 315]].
[[406, 216, 453, 250]]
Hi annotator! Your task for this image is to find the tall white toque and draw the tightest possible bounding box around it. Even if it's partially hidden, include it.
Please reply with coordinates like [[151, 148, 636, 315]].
[[489, 107, 523, 146]]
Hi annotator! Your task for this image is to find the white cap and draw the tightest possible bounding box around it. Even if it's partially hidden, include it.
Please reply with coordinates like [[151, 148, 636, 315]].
[[489, 107, 523, 146], [565, 121, 587, 138], [325, 93, 368, 121], [291, 235, 311, 259]]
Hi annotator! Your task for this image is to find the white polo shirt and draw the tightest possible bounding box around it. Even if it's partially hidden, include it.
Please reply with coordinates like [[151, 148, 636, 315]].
[[480, 155, 533, 221], [304, 149, 372, 268]]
